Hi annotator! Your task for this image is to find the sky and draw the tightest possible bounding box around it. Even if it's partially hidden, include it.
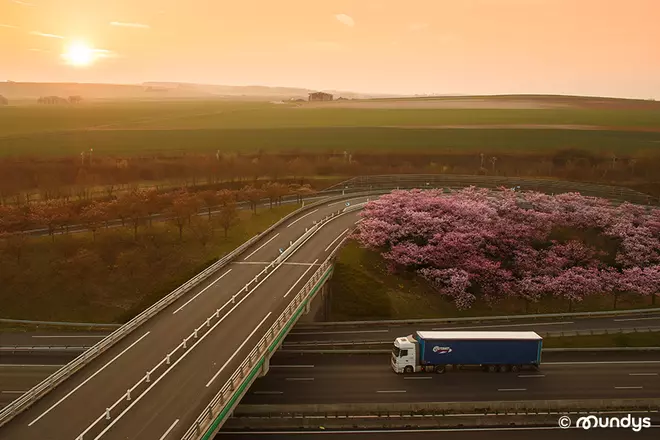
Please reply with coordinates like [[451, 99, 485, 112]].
[[1, 0, 659, 98]]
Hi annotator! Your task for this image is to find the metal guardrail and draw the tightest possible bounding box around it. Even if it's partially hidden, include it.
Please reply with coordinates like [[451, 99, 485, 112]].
[[0, 318, 121, 328], [0, 189, 372, 428], [296, 307, 660, 328], [181, 230, 352, 440]]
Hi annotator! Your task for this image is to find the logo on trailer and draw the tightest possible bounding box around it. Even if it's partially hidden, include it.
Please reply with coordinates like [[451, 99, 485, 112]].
[[433, 346, 452, 354]]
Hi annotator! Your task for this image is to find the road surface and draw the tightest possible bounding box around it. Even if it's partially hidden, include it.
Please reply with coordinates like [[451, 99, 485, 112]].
[[0, 195, 367, 440]]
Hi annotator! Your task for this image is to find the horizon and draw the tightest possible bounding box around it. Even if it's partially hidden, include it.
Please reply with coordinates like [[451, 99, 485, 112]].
[[1, 0, 659, 99]]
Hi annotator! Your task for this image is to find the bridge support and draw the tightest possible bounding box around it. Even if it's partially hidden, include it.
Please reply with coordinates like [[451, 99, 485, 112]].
[[260, 354, 270, 377]]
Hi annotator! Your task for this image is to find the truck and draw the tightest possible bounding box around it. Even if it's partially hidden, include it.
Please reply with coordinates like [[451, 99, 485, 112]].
[[391, 331, 542, 374]]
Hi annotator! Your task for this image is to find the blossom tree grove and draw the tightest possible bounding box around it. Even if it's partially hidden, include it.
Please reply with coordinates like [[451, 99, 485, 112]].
[[355, 187, 660, 309]]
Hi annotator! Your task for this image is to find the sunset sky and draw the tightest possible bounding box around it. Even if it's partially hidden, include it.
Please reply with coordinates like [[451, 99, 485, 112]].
[[1, 0, 658, 98]]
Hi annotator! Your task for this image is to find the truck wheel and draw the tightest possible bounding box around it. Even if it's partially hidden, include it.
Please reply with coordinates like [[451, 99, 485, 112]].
[[511, 365, 520, 373], [435, 365, 446, 374], [404, 366, 414, 374], [498, 364, 509, 373], [487, 365, 498, 373]]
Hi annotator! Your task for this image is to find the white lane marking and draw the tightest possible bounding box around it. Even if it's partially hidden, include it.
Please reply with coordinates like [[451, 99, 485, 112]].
[[498, 388, 527, 392], [615, 386, 644, 389], [1, 391, 27, 394], [172, 269, 232, 314], [31, 335, 106, 339], [29, 331, 150, 427], [377, 390, 406, 393], [629, 373, 659, 376], [285, 377, 314, 381], [270, 365, 314, 368], [432, 321, 573, 330], [253, 391, 284, 395], [283, 260, 318, 298], [0, 364, 63, 368], [404, 377, 432, 380], [519, 374, 545, 378], [92, 308, 271, 439], [287, 209, 319, 228], [205, 312, 273, 387], [614, 316, 660, 322], [289, 329, 389, 336], [243, 234, 279, 260], [546, 361, 660, 365], [329, 235, 350, 257], [324, 229, 349, 252], [158, 419, 179, 440], [355, 219, 363, 225]]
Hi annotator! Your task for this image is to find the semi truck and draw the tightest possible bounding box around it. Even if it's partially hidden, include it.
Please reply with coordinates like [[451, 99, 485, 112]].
[[391, 331, 542, 374]]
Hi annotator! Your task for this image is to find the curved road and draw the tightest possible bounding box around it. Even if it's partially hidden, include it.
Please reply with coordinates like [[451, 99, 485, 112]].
[[0, 195, 368, 440]]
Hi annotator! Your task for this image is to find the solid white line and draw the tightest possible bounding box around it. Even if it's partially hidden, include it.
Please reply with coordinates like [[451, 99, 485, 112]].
[[432, 321, 573, 331], [546, 360, 660, 365], [355, 219, 363, 224], [205, 312, 272, 387], [518, 374, 545, 378], [253, 391, 284, 395], [404, 377, 432, 380], [172, 269, 232, 314], [615, 386, 643, 389], [287, 209, 318, 228], [243, 234, 279, 260], [324, 229, 349, 252], [289, 329, 389, 336], [498, 388, 526, 392], [285, 377, 314, 381], [270, 365, 314, 368], [31, 335, 106, 339], [283, 260, 318, 298], [158, 419, 179, 440], [629, 373, 658, 376], [29, 331, 150, 427], [1, 391, 27, 394], [614, 316, 660, 322], [376, 390, 406, 393], [329, 236, 350, 257]]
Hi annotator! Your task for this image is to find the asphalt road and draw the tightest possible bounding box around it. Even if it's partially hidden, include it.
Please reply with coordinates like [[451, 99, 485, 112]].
[[283, 315, 660, 346], [238, 353, 660, 405], [216, 426, 660, 440], [0, 195, 367, 440]]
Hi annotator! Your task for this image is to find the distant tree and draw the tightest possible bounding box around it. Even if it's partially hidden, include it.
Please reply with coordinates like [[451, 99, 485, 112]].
[[263, 182, 289, 209], [199, 190, 221, 220], [189, 217, 214, 246], [122, 190, 149, 240], [30, 200, 68, 242], [68, 95, 83, 104], [167, 191, 199, 240], [80, 202, 108, 241], [290, 184, 316, 204], [240, 186, 265, 214], [217, 199, 239, 238]]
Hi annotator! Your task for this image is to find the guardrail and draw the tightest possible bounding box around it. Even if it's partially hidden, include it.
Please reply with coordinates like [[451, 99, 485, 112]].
[[181, 232, 353, 439], [0, 190, 373, 428], [295, 307, 660, 328], [230, 398, 660, 419]]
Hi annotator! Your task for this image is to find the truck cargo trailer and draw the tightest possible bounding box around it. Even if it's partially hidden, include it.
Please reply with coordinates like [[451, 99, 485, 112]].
[[391, 331, 542, 374]]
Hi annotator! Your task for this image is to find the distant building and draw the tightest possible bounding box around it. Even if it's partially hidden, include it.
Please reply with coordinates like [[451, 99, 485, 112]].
[[37, 96, 69, 105], [0, 95, 8, 105], [308, 92, 333, 102], [69, 95, 83, 104]]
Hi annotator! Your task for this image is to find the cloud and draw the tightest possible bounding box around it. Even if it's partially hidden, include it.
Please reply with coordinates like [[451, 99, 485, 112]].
[[409, 23, 429, 32], [30, 31, 65, 39], [110, 21, 150, 29], [11, 0, 34, 6], [335, 14, 355, 27], [0, 24, 19, 29]]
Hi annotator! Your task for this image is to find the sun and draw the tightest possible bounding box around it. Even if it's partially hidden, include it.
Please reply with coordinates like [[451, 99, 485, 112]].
[[62, 42, 95, 67]]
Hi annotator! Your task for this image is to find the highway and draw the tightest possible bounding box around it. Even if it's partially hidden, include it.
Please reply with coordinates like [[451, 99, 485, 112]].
[[237, 353, 660, 405], [284, 314, 660, 346], [217, 426, 660, 440], [0, 195, 367, 440]]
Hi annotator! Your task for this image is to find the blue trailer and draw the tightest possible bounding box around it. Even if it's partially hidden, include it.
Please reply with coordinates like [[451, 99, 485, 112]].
[[391, 331, 542, 374]]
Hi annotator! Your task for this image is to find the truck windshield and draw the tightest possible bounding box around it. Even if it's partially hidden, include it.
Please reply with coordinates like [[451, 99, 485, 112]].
[[392, 346, 401, 357]]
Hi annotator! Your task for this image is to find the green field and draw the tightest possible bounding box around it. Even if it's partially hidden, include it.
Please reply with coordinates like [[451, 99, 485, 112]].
[[2, 98, 660, 158]]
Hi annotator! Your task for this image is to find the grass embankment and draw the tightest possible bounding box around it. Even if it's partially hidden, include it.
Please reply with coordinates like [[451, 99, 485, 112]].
[[328, 241, 656, 321], [543, 332, 660, 348], [0, 205, 298, 323]]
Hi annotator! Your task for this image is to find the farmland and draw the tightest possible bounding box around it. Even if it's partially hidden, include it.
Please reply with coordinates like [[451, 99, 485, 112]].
[[1, 96, 660, 158]]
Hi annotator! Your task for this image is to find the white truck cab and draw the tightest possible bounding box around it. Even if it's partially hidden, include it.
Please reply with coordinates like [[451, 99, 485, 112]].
[[391, 336, 418, 373]]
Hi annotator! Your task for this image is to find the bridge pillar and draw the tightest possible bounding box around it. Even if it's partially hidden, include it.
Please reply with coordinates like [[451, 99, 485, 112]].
[[260, 354, 270, 377], [303, 300, 311, 315]]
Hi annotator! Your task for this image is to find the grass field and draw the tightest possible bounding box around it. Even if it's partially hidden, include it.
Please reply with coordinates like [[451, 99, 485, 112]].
[[328, 242, 656, 321], [2, 97, 660, 158]]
